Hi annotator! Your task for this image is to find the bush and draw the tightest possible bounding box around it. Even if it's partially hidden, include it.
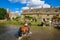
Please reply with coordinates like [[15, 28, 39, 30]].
[[45, 24, 49, 26], [5, 21, 41, 26], [30, 22, 41, 26], [20, 22, 25, 25], [54, 25, 60, 29], [5, 21, 26, 25]]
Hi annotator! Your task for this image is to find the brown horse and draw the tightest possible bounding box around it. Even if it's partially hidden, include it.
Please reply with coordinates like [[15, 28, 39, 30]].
[[18, 26, 29, 37], [21, 26, 28, 34], [18, 26, 32, 40]]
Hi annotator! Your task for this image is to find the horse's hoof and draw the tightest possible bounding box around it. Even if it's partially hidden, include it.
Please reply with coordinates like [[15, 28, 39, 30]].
[[18, 37, 22, 40], [29, 32, 32, 34]]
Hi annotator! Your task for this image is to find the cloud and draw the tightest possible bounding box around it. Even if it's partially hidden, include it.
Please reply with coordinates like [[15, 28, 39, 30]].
[[8, 0, 27, 3], [19, 0, 27, 4], [8, 0, 18, 2], [22, 7, 29, 10], [8, 0, 51, 9], [27, 0, 50, 8], [28, 0, 45, 6], [15, 11, 19, 13], [43, 4, 51, 8], [10, 11, 19, 13]]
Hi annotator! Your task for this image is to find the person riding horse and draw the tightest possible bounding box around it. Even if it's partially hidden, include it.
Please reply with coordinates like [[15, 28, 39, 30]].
[[18, 24, 29, 37], [18, 23, 32, 40]]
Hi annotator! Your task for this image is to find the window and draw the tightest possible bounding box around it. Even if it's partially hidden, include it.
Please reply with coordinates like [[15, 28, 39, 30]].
[[55, 10, 59, 14], [56, 14, 59, 16], [46, 10, 50, 12], [55, 10, 58, 12], [46, 10, 50, 15]]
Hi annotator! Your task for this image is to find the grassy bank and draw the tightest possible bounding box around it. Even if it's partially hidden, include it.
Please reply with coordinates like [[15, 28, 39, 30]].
[[5, 21, 41, 26], [0, 20, 49, 26]]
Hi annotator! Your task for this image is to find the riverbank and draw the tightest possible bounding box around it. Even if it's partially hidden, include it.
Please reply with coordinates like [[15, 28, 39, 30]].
[[4, 21, 41, 26], [0, 19, 50, 26]]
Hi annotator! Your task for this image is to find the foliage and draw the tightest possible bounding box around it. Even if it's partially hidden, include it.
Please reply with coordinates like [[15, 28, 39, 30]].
[[24, 16, 33, 20], [55, 26, 60, 29], [6, 21, 20, 25], [13, 16, 20, 21], [45, 24, 49, 26], [30, 22, 41, 26], [5, 20, 25, 25], [5, 20, 41, 26], [0, 8, 7, 19]]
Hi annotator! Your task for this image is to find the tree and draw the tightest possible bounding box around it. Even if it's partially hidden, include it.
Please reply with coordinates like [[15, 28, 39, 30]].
[[0, 8, 7, 19]]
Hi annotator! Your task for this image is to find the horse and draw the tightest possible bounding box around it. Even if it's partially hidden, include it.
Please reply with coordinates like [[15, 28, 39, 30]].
[[18, 26, 29, 40]]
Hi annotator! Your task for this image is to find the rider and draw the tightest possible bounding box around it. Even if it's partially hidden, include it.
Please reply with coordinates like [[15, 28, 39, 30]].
[[18, 24, 28, 36]]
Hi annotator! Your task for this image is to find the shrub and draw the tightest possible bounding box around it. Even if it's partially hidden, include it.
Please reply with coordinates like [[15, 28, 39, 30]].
[[30, 22, 41, 26], [20, 22, 25, 25], [45, 24, 49, 26]]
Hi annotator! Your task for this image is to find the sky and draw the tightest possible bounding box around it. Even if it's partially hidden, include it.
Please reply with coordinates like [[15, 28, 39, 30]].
[[0, 0, 60, 14]]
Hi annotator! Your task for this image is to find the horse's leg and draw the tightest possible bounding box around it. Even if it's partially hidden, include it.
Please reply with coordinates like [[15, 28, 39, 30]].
[[18, 37, 22, 40], [18, 32, 23, 40], [22, 32, 27, 36], [22, 33, 24, 37]]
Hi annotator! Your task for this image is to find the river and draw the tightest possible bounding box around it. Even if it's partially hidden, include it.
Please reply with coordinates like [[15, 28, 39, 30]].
[[0, 25, 60, 40]]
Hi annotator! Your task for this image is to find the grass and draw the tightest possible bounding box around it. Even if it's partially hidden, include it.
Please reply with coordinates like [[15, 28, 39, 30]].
[[5, 21, 23, 25], [4, 20, 50, 27], [30, 22, 41, 26], [5, 21, 41, 26]]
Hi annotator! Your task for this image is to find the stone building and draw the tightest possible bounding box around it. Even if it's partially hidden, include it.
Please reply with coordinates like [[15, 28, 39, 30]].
[[21, 7, 60, 22], [7, 9, 19, 20]]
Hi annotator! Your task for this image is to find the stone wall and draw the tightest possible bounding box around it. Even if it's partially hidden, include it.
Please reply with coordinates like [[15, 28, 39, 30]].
[[21, 8, 60, 22]]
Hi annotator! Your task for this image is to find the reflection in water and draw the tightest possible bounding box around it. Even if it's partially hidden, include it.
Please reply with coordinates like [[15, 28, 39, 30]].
[[0, 26, 6, 34], [0, 23, 7, 34], [0, 25, 19, 40]]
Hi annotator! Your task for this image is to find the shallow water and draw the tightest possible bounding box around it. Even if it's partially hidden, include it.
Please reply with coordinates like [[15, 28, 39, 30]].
[[0, 25, 60, 40]]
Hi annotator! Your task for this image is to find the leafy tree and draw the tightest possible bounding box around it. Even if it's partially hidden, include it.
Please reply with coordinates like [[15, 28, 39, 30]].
[[0, 8, 7, 19]]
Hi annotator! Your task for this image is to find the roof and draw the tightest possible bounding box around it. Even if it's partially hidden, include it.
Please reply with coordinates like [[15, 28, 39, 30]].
[[21, 8, 60, 15]]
